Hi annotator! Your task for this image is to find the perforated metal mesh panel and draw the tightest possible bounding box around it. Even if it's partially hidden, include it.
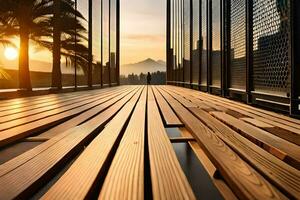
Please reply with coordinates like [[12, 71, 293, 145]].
[[253, 0, 290, 96], [230, 0, 246, 90], [201, 0, 208, 85], [211, 0, 221, 87], [192, 0, 200, 84], [184, 0, 191, 82]]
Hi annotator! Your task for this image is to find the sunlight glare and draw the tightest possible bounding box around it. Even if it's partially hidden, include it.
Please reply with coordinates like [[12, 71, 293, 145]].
[[4, 47, 18, 60]]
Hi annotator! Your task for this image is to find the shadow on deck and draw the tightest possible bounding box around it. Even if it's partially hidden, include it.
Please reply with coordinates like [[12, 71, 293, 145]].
[[0, 85, 299, 199]]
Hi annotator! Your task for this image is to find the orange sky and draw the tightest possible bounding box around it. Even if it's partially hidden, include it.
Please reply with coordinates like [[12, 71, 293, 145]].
[[120, 0, 166, 65], [0, 0, 166, 71]]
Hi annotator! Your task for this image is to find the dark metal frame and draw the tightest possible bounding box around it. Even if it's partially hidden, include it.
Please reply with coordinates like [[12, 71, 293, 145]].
[[245, 0, 253, 103], [116, 0, 120, 85], [290, 0, 300, 117], [167, 0, 172, 83], [74, 0, 78, 89], [88, 0, 93, 88], [207, 0, 212, 93]]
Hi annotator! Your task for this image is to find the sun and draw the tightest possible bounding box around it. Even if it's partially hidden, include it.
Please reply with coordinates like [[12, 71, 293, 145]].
[[4, 47, 18, 60]]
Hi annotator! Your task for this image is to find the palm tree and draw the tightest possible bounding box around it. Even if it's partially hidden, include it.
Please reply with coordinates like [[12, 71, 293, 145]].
[[0, 0, 88, 90], [51, 0, 89, 89]]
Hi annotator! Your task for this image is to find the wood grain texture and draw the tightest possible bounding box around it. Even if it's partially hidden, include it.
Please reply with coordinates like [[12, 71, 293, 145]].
[[168, 86, 300, 145], [148, 87, 196, 200], [99, 87, 147, 200], [241, 118, 275, 128], [189, 108, 300, 199], [0, 87, 128, 123], [157, 87, 285, 200], [0, 89, 139, 200], [211, 111, 300, 168], [152, 86, 183, 127], [0, 91, 108, 131], [0, 88, 135, 147], [41, 88, 143, 200], [180, 128, 238, 200], [164, 86, 300, 197], [0, 85, 299, 200], [0, 92, 86, 117], [39, 87, 136, 138], [168, 85, 300, 127], [0, 87, 120, 112]]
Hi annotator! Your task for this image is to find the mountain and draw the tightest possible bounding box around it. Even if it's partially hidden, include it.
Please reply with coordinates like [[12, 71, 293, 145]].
[[121, 58, 166, 75]]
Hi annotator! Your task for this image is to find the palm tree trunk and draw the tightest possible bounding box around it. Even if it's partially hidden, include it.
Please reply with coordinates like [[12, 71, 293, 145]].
[[51, 0, 62, 89], [19, 27, 32, 90]]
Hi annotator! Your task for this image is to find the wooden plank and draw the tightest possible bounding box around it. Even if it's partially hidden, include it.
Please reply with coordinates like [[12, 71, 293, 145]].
[[0, 88, 103, 112], [0, 86, 126, 110], [147, 87, 196, 200], [41, 87, 143, 200], [152, 86, 183, 127], [38, 87, 136, 138], [0, 87, 129, 124], [174, 85, 300, 130], [200, 89, 300, 127], [0, 88, 136, 147], [99, 88, 147, 200], [180, 128, 238, 200], [165, 87, 300, 197], [211, 111, 300, 169], [0, 87, 125, 118], [0, 91, 117, 131], [0, 94, 66, 108], [188, 108, 300, 199], [168, 86, 300, 145], [241, 118, 275, 128], [0, 87, 139, 200], [164, 87, 300, 168], [157, 86, 285, 200], [0, 93, 87, 117], [168, 85, 300, 127]]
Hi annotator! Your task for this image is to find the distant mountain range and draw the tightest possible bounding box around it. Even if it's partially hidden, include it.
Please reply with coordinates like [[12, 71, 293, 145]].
[[1, 57, 166, 76], [121, 58, 166, 75]]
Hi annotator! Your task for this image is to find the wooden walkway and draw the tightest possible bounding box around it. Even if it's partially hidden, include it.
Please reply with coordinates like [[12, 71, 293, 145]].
[[0, 85, 299, 199]]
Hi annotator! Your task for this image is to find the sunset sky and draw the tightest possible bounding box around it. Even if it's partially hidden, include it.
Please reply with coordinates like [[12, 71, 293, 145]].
[[0, 0, 166, 72], [121, 0, 166, 65]]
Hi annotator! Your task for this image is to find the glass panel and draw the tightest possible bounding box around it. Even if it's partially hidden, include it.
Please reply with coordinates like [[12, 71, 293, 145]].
[[230, 0, 246, 90], [103, 0, 110, 85], [77, 0, 89, 87], [0, 37, 21, 89], [110, 0, 117, 84], [211, 0, 221, 87], [170, 0, 174, 78], [92, 0, 102, 86], [174, 0, 178, 79], [62, 0, 76, 88], [192, 0, 200, 84], [201, 0, 207, 85]]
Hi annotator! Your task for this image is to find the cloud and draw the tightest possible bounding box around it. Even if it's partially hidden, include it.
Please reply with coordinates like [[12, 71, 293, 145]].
[[123, 34, 165, 42]]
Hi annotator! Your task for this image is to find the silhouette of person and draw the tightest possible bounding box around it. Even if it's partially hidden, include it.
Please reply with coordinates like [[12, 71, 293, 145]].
[[147, 72, 152, 85]]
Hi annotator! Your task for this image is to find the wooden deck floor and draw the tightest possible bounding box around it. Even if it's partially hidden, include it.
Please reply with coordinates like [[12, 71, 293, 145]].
[[0, 85, 299, 199]]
